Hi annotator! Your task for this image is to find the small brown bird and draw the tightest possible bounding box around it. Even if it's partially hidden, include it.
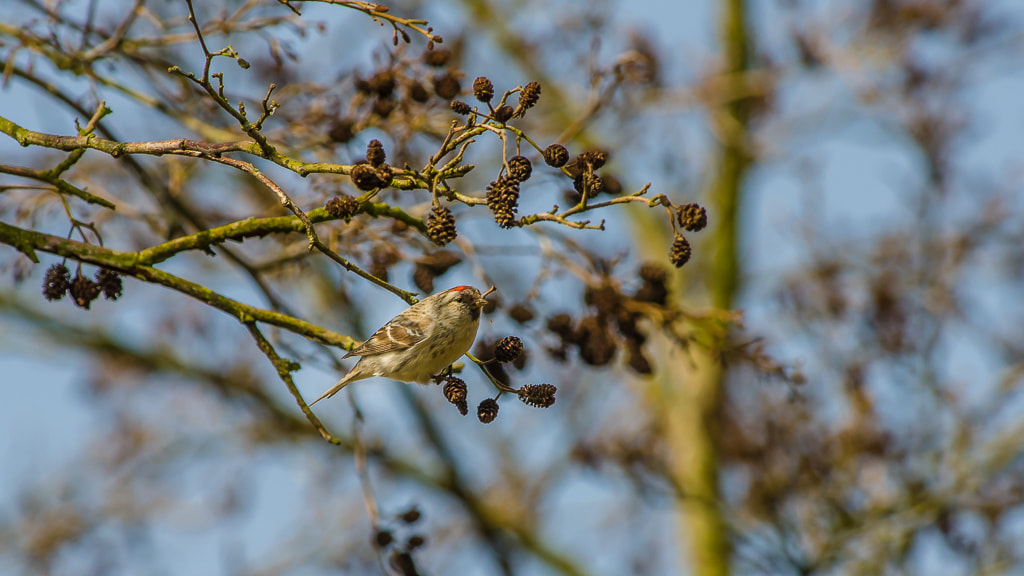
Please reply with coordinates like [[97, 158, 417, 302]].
[[310, 286, 494, 405]]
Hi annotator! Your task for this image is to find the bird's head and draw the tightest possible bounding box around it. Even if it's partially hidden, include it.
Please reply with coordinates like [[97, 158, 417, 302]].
[[440, 285, 495, 321]]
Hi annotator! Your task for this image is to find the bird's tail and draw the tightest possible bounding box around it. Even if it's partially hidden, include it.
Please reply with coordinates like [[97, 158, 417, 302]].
[[309, 370, 360, 406]]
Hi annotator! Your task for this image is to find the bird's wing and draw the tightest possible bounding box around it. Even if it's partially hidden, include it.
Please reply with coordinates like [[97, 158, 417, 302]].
[[344, 314, 431, 357]]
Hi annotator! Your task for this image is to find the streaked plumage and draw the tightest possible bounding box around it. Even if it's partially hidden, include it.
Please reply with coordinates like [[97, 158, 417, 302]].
[[310, 286, 491, 405]]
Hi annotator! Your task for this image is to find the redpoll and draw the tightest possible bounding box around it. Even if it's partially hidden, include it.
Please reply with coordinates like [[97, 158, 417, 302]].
[[311, 285, 495, 405]]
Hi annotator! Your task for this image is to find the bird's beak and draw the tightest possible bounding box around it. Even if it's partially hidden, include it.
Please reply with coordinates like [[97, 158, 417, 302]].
[[475, 285, 496, 308]]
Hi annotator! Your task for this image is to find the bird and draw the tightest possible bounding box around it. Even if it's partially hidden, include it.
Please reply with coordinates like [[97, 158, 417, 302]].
[[310, 285, 495, 405]]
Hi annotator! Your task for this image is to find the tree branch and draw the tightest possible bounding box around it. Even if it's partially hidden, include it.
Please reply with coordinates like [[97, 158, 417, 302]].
[[0, 221, 357, 350]]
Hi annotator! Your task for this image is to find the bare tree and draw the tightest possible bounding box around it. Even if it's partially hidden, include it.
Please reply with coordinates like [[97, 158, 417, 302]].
[[3, 1, 1024, 576]]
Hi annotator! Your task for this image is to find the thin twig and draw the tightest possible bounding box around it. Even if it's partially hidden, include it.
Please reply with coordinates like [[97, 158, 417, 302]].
[[466, 352, 518, 394], [245, 321, 345, 444]]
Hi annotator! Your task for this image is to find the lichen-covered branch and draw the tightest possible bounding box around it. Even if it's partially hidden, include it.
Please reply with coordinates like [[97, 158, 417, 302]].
[[0, 220, 357, 350]]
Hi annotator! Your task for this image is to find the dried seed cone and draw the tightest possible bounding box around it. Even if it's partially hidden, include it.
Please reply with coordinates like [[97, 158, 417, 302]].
[[95, 268, 122, 301], [579, 150, 608, 170], [443, 377, 468, 405], [636, 262, 669, 305], [375, 164, 394, 188], [366, 139, 386, 167], [542, 145, 568, 168], [584, 283, 620, 316], [508, 303, 535, 324], [616, 308, 643, 341], [678, 203, 708, 232], [423, 48, 450, 67], [43, 263, 71, 301], [669, 234, 692, 268], [370, 245, 400, 282], [492, 105, 514, 124], [426, 206, 457, 246], [326, 195, 360, 220], [371, 262, 391, 283], [433, 71, 461, 99], [70, 272, 101, 309], [375, 530, 394, 548], [328, 118, 355, 143], [450, 100, 471, 115], [477, 398, 499, 423], [413, 264, 434, 293], [350, 164, 383, 191], [602, 174, 623, 195], [413, 249, 462, 293], [367, 71, 396, 98], [546, 313, 575, 341], [494, 336, 524, 363], [399, 508, 421, 524], [507, 155, 532, 182], [577, 316, 617, 366], [573, 172, 605, 199], [409, 82, 430, 103], [486, 176, 520, 229], [482, 293, 499, 315], [473, 76, 494, 102], [573, 173, 586, 195], [513, 81, 541, 118], [518, 384, 557, 408], [455, 399, 469, 416], [639, 262, 668, 284], [390, 552, 416, 575], [418, 251, 462, 277]]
